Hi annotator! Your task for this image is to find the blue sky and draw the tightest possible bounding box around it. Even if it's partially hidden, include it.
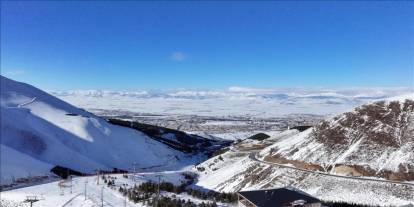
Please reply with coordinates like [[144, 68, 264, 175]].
[[1, 1, 413, 90]]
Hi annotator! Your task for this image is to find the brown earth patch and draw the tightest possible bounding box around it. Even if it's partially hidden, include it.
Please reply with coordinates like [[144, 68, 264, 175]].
[[264, 155, 414, 181], [235, 143, 269, 151], [264, 154, 324, 171], [334, 164, 414, 181]]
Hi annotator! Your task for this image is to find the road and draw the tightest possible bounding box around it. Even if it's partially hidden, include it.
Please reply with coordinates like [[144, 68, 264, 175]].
[[248, 152, 414, 187]]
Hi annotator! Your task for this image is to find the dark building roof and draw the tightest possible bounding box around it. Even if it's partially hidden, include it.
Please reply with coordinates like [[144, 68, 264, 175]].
[[238, 187, 320, 207], [291, 126, 313, 132]]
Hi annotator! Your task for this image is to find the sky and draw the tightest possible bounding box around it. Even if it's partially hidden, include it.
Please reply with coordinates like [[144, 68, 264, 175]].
[[1, 1, 413, 90]]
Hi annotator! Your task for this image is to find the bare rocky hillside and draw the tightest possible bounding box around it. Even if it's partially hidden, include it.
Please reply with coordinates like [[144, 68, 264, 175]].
[[261, 97, 414, 181]]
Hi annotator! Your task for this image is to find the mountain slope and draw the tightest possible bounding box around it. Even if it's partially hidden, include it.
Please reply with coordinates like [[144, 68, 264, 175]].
[[193, 96, 414, 206], [259, 97, 414, 180], [0, 76, 197, 185]]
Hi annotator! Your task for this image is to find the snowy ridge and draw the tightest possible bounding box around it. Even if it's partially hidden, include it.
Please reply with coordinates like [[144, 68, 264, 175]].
[[260, 96, 414, 179], [0, 76, 198, 185], [193, 97, 414, 206], [194, 131, 414, 206]]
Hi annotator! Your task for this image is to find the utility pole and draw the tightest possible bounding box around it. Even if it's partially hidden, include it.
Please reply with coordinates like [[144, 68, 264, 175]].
[[122, 183, 127, 207], [59, 181, 64, 196], [133, 162, 137, 175], [132, 162, 138, 182], [96, 170, 100, 185], [70, 175, 73, 194], [155, 175, 162, 207], [101, 186, 104, 207], [84, 179, 88, 200], [124, 186, 127, 207]]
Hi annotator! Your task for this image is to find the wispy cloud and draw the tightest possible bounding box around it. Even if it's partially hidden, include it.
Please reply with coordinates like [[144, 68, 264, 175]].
[[2, 69, 26, 76], [170, 52, 186, 62]]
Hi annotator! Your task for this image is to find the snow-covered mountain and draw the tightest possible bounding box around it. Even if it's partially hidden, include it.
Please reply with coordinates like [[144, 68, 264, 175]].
[[193, 95, 414, 206], [0, 76, 198, 185], [259, 96, 414, 181]]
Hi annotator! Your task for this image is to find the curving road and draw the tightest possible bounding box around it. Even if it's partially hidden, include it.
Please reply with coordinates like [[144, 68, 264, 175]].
[[248, 152, 414, 187]]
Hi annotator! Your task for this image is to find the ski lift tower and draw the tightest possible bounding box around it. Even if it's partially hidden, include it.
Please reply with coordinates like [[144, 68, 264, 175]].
[[24, 196, 40, 207]]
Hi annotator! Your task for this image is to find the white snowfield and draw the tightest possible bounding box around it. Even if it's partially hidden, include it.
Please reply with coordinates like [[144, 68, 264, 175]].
[[1, 75, 413, 206], [50, 87, 413, 118], [1, 171, 233, 207], [0, 172, 222, 207], [0, 145, 54, 183], [0, 76, 198, 185]]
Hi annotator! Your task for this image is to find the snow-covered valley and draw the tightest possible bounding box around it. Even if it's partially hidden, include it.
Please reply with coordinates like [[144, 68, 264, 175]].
[[1, 76, 413, 207]]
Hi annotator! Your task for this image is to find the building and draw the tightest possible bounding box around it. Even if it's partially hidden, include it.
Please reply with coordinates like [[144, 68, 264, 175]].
[[237, 187, 321, 207]]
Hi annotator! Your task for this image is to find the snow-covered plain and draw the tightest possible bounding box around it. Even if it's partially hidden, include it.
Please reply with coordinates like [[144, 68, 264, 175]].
[[50, 87, 413, 117]]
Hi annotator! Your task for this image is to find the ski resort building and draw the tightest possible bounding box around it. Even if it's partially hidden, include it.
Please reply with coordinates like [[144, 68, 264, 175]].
[[237, 187, 321, 207]]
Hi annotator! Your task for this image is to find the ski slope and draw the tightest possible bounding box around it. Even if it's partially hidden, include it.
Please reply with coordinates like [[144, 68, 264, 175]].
[[1, 174, 152, 207], [1, 172, 232, 207], [0, 76, 199, 185]]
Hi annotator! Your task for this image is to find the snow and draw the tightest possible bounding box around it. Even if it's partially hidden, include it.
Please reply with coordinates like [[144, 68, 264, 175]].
[[209, 132, 258, 141], [1, 75, 413, 206], [201, 121, 249, 126], [386, 93, 414, 102], [196, 156, 252, 192], [49, 88, 413, 118], [257, 97, 414, 174], [1, 175, 140, 207], [0, 145, 54, 184], [195, 147, 414, 206], [0, 172, 225, 207], [330, 136, 364, 168], [193, 123, 414, 206], [0, 76, 198, 184]]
